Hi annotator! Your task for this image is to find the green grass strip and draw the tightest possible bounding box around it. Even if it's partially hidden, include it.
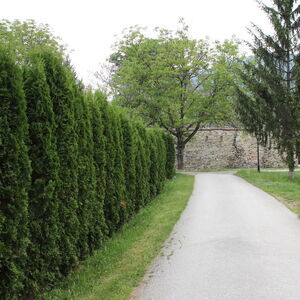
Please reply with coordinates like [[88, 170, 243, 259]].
[[236, 170, 300, 214], [43, 174, 194, 300], [179, 167, 298, 173]]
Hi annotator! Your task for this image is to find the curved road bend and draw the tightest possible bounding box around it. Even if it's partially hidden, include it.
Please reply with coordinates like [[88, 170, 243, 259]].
[[132, 173, 300, 300]]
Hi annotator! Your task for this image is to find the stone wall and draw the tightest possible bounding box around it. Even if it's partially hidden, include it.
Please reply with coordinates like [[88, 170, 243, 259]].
[[183, 128, 286, 169]]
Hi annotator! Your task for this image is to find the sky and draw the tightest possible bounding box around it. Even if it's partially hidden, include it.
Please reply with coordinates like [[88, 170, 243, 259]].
[[2, 0, 273, 86]]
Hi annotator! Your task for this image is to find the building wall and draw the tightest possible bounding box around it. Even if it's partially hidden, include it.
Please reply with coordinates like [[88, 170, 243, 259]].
[[183, 128, 286, 169]]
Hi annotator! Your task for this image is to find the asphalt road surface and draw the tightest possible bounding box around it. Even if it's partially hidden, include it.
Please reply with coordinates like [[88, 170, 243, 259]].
[[132, 173, 300, 300]]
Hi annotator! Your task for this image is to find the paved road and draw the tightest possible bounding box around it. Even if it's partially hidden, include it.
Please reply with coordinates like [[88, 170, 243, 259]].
[[132, 173, 300, 300]]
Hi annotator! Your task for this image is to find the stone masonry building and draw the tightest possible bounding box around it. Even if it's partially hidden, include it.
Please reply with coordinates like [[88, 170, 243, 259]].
[[183, 128, 286, 169]]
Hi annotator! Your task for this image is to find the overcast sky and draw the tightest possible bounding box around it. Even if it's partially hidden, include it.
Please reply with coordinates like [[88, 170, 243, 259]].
[[2, 0, 273, 86]]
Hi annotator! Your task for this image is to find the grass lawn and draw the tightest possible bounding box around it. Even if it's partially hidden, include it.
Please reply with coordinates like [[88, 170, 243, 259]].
[[236, 169, 300, 214], [42, 174, 194, 300], [178, 168, 243, 172], [178, 167, 298, 173]]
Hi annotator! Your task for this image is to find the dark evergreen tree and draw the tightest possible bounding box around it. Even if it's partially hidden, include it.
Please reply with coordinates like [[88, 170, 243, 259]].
[[111, 110, 126, 230], [134, 124, 150, 210], [148, 130, 159, 198], [119, 114, 137, 222], [100, 101, 126, 234], [41, 51, 80, 274], [236, 0, 300, 175], [163, 133, 176, 179], [235, 71, 271, 173], [23, 51, 61, 293], [73, 85, 97, 259], [88, 91, 107, 247], [155, 130, 167, 193], [0, 47, 31, 298]]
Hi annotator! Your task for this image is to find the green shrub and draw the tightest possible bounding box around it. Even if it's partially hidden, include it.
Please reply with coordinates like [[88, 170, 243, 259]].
[[134, 124, 151, 210], [87, 91, 107, 252], [74, 87, 98, 259], [154, 130, 167, 193], [23, 50, 61, 294], [0, 47, 31, 298], [163, 133, 175, 179], [42, 51, 80, 275], [0, 49, 175, 298], [148, 130, 159, 197], [119, 114, 137, 223], [100, 102, 125, 235]]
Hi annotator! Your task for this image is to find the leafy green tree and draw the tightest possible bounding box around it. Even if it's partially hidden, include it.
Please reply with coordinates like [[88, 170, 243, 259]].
[[41, 50, 80, 274], [0, 46, 31, 298], [23, 50, 61, 293], [109, 22, 243, 168], [236, 0, 300, 175], [0, 19, 65, 61]]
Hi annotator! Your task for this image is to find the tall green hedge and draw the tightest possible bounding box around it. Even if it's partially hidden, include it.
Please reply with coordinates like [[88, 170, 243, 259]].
[[0, 50, 175, 299], [88, 91, 107, 250], [0, 47, 31, 299], [23, 51, 61, 295], [42, 51, 80, 276]]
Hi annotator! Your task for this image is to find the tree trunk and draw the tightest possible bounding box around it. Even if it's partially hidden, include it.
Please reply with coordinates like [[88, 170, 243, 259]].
[[287, 148, 295, 178], [177, 145, 184, 170], [177, 143, 185, 170]]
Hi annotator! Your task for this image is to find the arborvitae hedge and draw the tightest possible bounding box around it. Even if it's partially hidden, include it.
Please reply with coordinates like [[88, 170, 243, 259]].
[[163, 133, 176, 179], [0, 47, 31, 298], [74, 86, 97, 259], [41, 51, 80, 275], [0, 50, 175, 299], [23, 51, 61, 295], [88, 91, 107, 250], [119, 114, 136, 223], [135, 124, 151, 210]]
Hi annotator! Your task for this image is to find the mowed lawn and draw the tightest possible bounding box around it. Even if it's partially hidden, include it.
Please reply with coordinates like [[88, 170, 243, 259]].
[[236, 169, 300, 214], [42, 174, 194, 300]]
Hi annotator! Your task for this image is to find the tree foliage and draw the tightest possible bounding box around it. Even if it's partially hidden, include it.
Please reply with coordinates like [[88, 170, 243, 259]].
[[235, 0, 300, 174], [109, 21, 243, 168], [0, 19, 65, 61], [0, 19, 175, 298]]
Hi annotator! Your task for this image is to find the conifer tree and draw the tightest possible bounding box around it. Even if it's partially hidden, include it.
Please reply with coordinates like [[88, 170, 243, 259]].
[[155, 130, 167, 192], [0, 47, 31, 298], [119, 114, 137, 222], [134, 124, 150, 209], [111, 110, 126, 230], [88, 91, 107, 247], [236, 0, 300, 175], [23, 51, 61, 293], [74, 85, 107, 257], [74, 87, 93, 258], [41, 51, 80, 274], [148, 131, 159, 198], [163, 133, 176, 179], [100, 101, 126, 234]]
